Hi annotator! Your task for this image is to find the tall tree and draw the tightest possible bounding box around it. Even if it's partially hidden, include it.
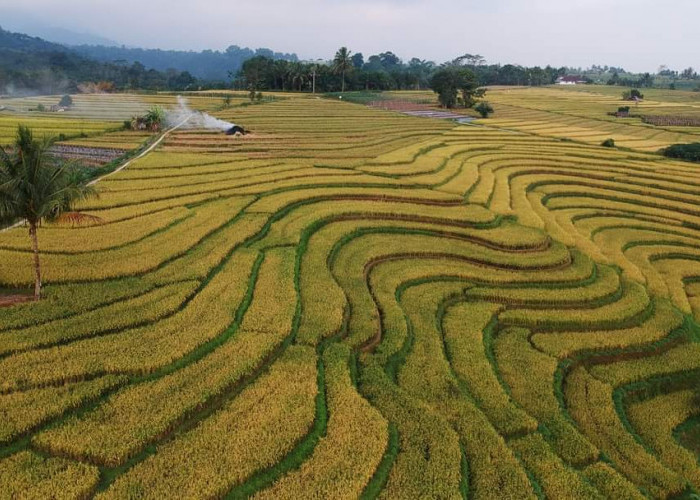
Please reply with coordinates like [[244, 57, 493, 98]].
[[451, 53, 486, 67], [681, 67, 696, 79], [333, 47, 352, 92], [639, 72, 655, 88], [430, 66, 481, 109], [291, 62, 308, 91], [378, 51, 401, 69], [0, 126, 97, 300], [407, 58, 434, 89], [351, 52, 364, 69], [458, 69, 481, 108], [430, 68, 461, 108], [240, 56, 272, 93]]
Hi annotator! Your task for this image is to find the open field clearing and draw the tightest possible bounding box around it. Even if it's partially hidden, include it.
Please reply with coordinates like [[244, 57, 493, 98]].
[[0, 90, 698, 498]]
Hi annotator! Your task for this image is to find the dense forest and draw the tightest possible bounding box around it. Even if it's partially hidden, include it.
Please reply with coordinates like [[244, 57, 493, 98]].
[[235, 52, 569, 93], [236, 50, 700, 95], [0, 28, 199, 93], [72, 44, 298, 81], [0, 27, 296, 94]]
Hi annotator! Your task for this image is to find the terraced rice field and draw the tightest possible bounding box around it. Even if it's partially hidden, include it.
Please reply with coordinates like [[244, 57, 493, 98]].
[[0, 91, 698, 498], [388, 86, 700, 151], [481, 87, 700, 151]]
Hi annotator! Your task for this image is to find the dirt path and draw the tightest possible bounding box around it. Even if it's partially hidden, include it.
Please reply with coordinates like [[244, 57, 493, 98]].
[[88, 114, 192, 186], [367, 99, 475, 121]]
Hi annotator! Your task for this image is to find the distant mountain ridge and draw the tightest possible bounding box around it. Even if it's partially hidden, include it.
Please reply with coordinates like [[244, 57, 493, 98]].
[[34, 26, 120, 48], [0, 27, 196, 93], [0, 13, 121, 47], [0, 26, 299, 93], [71, 44, 298, 81], [0, 27, 68, 53]]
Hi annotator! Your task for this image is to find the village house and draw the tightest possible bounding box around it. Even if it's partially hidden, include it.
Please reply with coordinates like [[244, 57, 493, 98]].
[[556, 75, 587, 85]]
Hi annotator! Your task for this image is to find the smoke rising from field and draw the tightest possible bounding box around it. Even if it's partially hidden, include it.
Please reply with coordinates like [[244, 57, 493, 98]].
[[1, 75, 72, 98], [166, 96, 236, 130]]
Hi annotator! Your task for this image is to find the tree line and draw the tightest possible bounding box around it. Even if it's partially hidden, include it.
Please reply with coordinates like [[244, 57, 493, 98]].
[[235, 49, 570, 94], [73, 44, 297, 82]]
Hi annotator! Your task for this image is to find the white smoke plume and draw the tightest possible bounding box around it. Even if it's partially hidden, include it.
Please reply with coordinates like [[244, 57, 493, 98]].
[[166, 96, 236, 131]]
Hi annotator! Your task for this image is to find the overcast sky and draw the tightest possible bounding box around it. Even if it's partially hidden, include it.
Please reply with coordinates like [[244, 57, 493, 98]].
[[1, 0, 698, 72]]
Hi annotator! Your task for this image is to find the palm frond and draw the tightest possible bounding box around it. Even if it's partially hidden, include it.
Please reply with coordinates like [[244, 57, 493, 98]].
[[0, 124, 99, 224]]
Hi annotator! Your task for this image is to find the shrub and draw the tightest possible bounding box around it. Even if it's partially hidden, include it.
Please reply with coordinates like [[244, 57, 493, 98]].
[[601, 138, 616, 148], [475, 101, 494, 118], [622, 89, 643, 101], [59, 95, 73, 108], [661, 142, 700, 162]]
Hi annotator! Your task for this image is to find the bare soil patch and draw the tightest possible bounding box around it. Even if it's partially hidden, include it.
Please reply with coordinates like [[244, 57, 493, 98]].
[[0, 294, 34, 308]]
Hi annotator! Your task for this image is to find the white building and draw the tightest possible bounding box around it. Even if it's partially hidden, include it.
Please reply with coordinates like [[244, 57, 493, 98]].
[[556, 76, 587, 85]]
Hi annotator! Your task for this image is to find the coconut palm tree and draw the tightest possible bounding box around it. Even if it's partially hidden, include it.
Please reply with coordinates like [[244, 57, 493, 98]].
[[333, 47, 352, 93], [291, 63, 308, 92], [0, 125, 97, 300]]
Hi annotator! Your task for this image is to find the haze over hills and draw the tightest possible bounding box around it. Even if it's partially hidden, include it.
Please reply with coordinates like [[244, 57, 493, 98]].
[[71, 45, 298, 82], [0, 26, 297, 93], [0, 11, 298, 80], [0, 8, 299, 81], [0, 12, 121, 47], [0, 27, 194, 94]]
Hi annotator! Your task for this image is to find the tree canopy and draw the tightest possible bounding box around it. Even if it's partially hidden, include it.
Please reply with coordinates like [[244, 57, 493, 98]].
[[661, 143, 700, 163], [430, 66, 483, 109], [475, 101, 494, 118], [0, 28, 198, 93], [333, 47, 353, 93]]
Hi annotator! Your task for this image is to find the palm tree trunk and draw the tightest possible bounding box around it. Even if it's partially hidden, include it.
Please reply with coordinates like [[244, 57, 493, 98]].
[[29, 221, 42, 300], [342, 71, 346, 93]]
